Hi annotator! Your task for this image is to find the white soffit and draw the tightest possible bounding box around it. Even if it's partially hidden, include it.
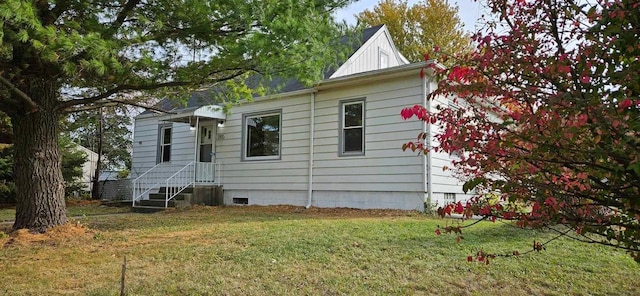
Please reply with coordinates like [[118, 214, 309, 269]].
[[158, 105, 226, 122]]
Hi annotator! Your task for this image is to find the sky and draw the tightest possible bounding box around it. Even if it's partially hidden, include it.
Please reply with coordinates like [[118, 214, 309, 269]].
[[334, 0, 486, 34]]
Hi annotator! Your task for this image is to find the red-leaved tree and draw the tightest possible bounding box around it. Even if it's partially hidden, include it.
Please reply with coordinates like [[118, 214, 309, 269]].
[[402, 0, 640, 262]]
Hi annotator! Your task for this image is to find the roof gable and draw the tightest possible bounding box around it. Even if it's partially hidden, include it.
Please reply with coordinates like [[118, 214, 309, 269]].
[[329, 24, 409, 79]]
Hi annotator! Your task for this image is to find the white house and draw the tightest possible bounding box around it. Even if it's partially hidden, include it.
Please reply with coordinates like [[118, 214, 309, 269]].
[[130, 25, 471, 211], [71, 144, 99, 192]]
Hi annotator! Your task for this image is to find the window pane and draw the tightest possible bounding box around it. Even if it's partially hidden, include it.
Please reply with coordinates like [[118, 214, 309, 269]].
[[163, 128, 171, 144], [199, 144, 212, 162], [344, 103, 362, 127], [246, 114, 280, 157], [344, 128, 363, 152], [162, 145, 171, 162]]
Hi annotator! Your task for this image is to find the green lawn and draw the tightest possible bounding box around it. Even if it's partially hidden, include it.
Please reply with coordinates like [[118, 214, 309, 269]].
[[1, 206, 638, 295]]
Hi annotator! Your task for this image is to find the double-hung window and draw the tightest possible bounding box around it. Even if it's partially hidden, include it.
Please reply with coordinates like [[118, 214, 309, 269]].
[[340, 99, 365, 156], [243, 111, 281, 160], [157, 124, 172, 163]]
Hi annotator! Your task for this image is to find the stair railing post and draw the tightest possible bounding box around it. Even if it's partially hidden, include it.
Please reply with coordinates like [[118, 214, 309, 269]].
[[193, 117, 199, 185], [132, 181, 136, 207], [165, 178, 169, 208]]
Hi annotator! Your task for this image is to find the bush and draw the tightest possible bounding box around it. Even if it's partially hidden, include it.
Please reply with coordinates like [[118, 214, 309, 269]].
[[0, 144, 14, 204], [0, 180, 15, 204]]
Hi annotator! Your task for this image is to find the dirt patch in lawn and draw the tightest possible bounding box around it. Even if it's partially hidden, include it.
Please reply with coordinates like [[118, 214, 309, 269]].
[[1, 222, 93, 248], [199, 204, 422, 218], [65, 199, 102, 207]]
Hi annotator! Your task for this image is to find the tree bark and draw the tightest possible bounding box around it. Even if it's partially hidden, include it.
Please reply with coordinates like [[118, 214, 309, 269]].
[[10, 80, 67, 232], [91, 107, 103, 200]]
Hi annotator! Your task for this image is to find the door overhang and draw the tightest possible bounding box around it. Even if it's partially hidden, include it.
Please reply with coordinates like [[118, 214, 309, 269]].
[[157, 105, 226, 123]]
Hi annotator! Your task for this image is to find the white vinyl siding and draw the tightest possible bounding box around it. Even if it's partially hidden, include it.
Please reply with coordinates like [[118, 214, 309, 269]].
[[216, 96, 311, 192], [313, 72, 424, 195], [131, 115, 196, 179], [331, 29, 407, 78], [215, 72, 426, 209]]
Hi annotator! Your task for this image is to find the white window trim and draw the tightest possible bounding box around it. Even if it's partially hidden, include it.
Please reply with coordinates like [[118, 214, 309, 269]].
[[379, 48, 389, 69], [339, 99, 365, 157], [242, 110, 282, 161], [156, 123, 172, 164]]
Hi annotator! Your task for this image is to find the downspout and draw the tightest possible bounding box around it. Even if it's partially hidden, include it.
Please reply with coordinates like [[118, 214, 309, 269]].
[[306, 91, 316, 208], [423, 77, 434, 209]]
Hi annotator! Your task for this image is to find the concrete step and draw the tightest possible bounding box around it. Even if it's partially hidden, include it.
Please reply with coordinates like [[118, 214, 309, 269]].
[[158, 186, 194, 194], [149, 192, 193, 201], [138, 199, 177, 208], [137, 198, 190, 208], [132, 206, 166, 213]]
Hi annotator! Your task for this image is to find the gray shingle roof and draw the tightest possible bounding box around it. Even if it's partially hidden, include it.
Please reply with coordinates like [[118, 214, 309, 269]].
[[146, 25, 384, 113]]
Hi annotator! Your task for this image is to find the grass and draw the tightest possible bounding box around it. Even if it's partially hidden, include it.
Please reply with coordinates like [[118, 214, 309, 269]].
[[0, 200, 131, 222], [1, 205, 639, 295]]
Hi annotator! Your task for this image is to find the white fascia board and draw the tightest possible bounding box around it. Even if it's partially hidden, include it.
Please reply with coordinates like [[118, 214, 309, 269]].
[[316, 61, 443, 90], [157, 105, 226, 121]]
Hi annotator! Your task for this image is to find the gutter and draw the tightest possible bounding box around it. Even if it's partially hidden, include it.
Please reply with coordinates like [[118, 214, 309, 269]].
[[316, 61, 444, 90], [306, 91, 316, 208]]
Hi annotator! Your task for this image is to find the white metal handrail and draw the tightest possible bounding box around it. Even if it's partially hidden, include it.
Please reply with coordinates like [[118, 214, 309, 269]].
[[133, 161, 221, 208], [195, 162, 221, 183], [132, 163, 190, 206], [164, 162, 196, 207]]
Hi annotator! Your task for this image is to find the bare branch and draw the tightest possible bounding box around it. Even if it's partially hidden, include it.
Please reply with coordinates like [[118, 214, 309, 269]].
[[109, 0, 141, 36], [63, 98, 175, 114], [55, 81, 192, 111], [56, 70, 247, 111], [0, 74, 39, 113]]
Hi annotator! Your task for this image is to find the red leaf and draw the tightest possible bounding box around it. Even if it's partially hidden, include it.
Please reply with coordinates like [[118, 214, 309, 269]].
[[579, 74, 590, 84], [435, 228, 441, 235], [400, 107, 414, 120], [467, 256, 473, 262], [454, 201, 464, 214], [619, 98, 632, 109], [444, 204, 453, 215]]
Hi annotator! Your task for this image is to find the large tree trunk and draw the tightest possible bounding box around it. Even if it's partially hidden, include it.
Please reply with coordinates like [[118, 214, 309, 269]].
[[10, 80, 67, 232]]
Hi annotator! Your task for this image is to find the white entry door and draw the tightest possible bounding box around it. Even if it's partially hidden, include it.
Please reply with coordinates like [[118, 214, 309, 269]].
[[196, 123, 215, 182]]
